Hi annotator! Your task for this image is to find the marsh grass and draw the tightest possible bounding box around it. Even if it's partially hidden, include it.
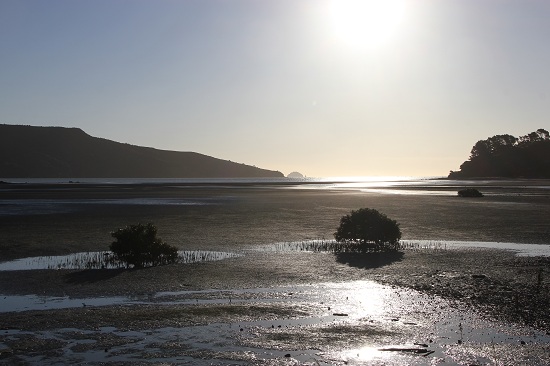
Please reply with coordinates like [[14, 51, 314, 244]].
[[2, 240, 448, 271], [398, 240, 448, 251], [0, 250, 241, 271], [260, 239, 448, 253]]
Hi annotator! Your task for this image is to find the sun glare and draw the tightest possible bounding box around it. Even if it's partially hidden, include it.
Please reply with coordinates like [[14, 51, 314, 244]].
[[328, 0, 407, 50]]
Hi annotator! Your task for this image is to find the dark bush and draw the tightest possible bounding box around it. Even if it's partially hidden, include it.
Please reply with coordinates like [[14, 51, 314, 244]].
[[334, 208, 401, 252], [457, 188, 484, 197], [110, 223, 178, 268]]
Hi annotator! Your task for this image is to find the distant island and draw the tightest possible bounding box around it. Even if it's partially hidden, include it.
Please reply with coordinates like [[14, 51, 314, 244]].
[[449, 128, 550, 179], [0, 124, 284, 178], [287, 171, 304, 178]]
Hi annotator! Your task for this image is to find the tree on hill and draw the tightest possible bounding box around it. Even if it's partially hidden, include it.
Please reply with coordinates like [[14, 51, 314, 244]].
[[449, 129, 550, 178], [334, 208, 401, 252], [110, 223, 178, 268]]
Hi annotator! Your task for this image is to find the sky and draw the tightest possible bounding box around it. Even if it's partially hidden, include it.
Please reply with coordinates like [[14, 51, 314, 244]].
[[1, 0, 549, 178]]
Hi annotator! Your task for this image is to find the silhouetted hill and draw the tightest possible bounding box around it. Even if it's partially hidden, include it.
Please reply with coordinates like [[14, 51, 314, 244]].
[[449, 129, 550, 179], [0, 124, 284, 178]]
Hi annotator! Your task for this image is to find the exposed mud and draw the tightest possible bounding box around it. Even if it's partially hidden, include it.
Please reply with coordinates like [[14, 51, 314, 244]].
[[0, 249, 549, 365], [1, 180, 549, 364]]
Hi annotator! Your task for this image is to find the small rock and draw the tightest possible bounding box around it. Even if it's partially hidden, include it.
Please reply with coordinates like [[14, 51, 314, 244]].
[[471, 274, 487, 279]]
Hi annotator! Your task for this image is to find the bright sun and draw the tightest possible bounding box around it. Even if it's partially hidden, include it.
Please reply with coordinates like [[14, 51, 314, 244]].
[[328, 0, 407, 50]]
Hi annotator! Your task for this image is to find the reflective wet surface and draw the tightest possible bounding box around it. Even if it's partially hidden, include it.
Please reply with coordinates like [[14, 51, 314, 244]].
[[258, 239, 550, 257], [1, 280, 549, 365], [0, 250, 240, 271], [1, 179, 548, 363], [2, 239, 547, 274], [402, 240, 550, 257]]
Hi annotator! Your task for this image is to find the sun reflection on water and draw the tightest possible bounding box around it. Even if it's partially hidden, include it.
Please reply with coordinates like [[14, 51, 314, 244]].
[[342, 346, 391, 363]]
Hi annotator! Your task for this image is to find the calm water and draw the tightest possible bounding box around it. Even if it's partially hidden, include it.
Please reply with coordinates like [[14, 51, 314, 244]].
[[3, 176, 548, 191], [2, 176, 549, 217], [1, 176, 433, 184], [1, 240, 548, 273], [2, 176, 549, 197], [0, 250, 241, 271]]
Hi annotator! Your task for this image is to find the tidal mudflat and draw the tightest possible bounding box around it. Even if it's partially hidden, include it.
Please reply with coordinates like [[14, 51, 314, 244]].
[[2, 278, 550, 365], [0, 179, 549, 364]]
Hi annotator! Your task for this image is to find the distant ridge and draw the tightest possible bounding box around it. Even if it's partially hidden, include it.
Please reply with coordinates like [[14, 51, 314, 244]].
[[0, 124, 284, 178]]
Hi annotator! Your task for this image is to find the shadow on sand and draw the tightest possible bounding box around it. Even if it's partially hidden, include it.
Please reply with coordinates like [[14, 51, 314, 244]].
[[335, 251, 404, 270], [64, 268, 126, 284]]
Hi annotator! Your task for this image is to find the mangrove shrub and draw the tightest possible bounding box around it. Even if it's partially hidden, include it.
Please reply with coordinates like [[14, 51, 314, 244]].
[[110, 223, 178, 268], [334, 208, 401, 252]]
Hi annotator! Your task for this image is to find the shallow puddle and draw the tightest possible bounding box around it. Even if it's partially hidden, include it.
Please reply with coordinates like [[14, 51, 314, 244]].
[[403, 239, 550, 257], [1, 280, 549, 365], [257, 239, 550, 257], [1, 239, 549, 364], [0, 250, 241, 271], [1, 240, 547, 272]]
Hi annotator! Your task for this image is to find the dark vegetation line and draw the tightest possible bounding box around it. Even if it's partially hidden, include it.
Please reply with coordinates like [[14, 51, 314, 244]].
[[449, 128, 550, 179]]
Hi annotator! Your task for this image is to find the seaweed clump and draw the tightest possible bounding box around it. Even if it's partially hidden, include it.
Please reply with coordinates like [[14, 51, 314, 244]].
[[457, 188, 484, 197]]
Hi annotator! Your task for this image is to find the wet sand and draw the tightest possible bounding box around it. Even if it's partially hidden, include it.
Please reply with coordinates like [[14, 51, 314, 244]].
[[0, 180, 549, 364], [1, 249, 549, 365], [1, 180, 549, 260]]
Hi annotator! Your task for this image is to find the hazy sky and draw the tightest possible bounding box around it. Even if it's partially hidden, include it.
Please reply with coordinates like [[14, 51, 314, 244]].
[[1, 0, 549, 177]]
